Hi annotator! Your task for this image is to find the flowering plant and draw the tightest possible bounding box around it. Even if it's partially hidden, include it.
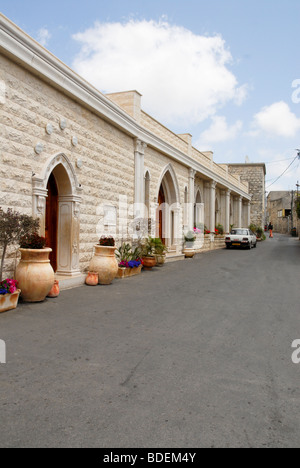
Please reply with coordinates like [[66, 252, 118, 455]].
[[116, 243, 143, 268], [193, 228, 202, 234], [0, 278, 18, 295], [99, 236, 115, 247], [119, 259, 142, 269], [20, 232, 46, 249], [204, 230, 211, 235]]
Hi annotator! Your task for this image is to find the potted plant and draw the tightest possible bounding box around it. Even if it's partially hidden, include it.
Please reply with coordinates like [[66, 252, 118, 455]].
[[183, 231, 196, 258], [141, 237, 157, 270], [16, 232, 55, 302], [116, 243, 143, 278], [0, 207, 39, 281], [216, 224, 224, 236], [152, 238, 168, 266], [0, 278, 21, 313], [89, 236, 118, 285]]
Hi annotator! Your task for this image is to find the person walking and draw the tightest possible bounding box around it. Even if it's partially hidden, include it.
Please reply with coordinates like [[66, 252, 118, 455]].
[[268, 222, 274, 238]]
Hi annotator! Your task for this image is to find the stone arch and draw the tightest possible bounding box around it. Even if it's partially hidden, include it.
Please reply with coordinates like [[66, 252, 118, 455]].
[[215, 196, 220, 226], [194, 189, 204, 228], [32, 153, 82, 276], [144, 169, 151, 220], [156, 164, 181, 252]]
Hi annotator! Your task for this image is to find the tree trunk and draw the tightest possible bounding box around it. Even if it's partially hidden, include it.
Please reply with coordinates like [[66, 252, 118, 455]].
[[0, 243, 8, 282]]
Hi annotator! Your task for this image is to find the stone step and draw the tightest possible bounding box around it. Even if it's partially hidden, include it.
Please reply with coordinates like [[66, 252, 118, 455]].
[[55, 274, 86, 291]]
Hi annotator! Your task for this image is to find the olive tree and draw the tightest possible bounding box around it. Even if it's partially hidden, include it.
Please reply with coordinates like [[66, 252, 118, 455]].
[[0, 207, 39, 281]]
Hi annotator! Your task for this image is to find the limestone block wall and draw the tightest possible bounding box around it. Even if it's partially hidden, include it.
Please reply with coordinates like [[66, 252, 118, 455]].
[[228, 164, 266, 228], [0, 54, 135, 277], [144, 146, 189, 240]]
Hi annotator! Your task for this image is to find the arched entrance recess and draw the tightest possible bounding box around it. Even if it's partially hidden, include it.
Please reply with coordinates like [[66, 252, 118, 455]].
[[32, 153, 82, 276], [156, 164, 181, 252], [194, 190, 204, 227], [215, 197, 220, 227]]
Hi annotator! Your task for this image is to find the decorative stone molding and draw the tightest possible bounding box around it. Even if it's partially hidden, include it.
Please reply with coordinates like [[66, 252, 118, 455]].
[[32, 153, 82, 277], [134, 138, 147, 155]]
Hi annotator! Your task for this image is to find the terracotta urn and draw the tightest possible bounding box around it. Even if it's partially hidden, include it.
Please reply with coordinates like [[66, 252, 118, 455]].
[[16, 248, 55, 302], [142, 256, 156, 270], [89, 245, 118, 285], [47, 279, 60, 298], [85, 271, 99, 286]]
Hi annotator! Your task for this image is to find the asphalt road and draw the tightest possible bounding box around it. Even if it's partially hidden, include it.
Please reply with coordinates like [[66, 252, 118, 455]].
[[0, 234, 300, 448]]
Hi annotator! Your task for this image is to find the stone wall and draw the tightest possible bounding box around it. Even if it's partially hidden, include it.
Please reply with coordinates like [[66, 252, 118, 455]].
[[0, 53, 135, 277], [267, 192, 300, 235], [228, 164, 266, 228]]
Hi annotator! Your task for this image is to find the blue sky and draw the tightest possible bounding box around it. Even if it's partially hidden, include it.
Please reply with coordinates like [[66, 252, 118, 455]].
[[1, 0, 300, 191]]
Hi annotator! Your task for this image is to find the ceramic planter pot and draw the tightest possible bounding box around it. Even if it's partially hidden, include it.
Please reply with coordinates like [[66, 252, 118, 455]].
[[155, 254, 166, 266], [89, 245, 118, 285], [142, 256, 156, 270], [85, 271, 99, 286], [183, 247, 195, 258], [16, 248, 55, 302], [116, 264, 143, 279], [47, 280, 60, 298], [0, 289, 21, 313]]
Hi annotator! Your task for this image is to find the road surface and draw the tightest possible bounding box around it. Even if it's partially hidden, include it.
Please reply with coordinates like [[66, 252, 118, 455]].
[[0, 234, 299, 448]]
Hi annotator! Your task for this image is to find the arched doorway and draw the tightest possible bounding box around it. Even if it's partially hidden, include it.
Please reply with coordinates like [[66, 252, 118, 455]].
[[32, 153, 82, 277], [158, 184, 166, 244], [215, 197, 220, 227], [194, 190, 204, 228], [45, 173, 58, 272], [156, 164, 180, 251]]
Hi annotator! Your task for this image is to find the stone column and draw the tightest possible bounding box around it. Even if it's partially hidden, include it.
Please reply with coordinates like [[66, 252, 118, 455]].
[[238, 196, 243, 227], [204, 182, 210, 228], [188, 169, 196, 230], [32, 181, 48, 235], [134, 138, 147, 219], [247, 201, 251, 227], [209, 181, 217, 233], [225, 189, 231, 234]]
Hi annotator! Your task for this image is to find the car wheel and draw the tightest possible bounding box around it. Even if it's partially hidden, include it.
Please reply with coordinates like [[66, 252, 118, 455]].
[[254, 242, 257, 248], [247, 243, 251, 250], [226, 245, 231, 249]]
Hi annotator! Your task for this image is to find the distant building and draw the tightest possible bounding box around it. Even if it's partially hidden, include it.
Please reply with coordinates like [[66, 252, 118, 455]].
[[267, 191, 298, 235], [227, 164, 266, 228]]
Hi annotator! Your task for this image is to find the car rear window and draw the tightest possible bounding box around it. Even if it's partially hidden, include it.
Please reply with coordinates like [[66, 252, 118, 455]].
[[231, 229, 248, 235]]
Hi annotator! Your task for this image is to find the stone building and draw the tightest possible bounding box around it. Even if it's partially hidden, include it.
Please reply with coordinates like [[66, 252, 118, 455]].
[[0, 15, 254, 286], [267, 191, 299, 235], [227, 163, 266, 229]]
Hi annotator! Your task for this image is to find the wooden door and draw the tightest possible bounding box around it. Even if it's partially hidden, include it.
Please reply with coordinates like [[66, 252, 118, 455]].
[[45, 173, 58, 272], [158, 185, 166, 245]]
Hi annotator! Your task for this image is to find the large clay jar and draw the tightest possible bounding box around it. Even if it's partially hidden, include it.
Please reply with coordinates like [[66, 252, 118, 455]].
[[16, 248, 55, 302], [89, 245, 118, 285]]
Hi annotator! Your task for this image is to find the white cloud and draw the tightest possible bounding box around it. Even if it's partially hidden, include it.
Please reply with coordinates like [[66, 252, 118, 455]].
[[252, 101, 300, 138], [36, 28, 51, 47], [197, 116, 243, 146], [72, 19, 247, 126]]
